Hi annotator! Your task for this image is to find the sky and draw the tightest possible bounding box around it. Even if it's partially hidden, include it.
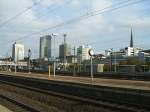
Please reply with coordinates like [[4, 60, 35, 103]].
[[0, 0, 150, 58]]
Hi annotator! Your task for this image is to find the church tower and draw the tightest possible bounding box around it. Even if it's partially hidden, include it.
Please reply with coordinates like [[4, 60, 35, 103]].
[[130, 28, 133, 47]]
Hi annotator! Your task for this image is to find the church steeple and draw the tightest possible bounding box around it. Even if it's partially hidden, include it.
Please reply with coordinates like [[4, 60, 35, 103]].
[[130, 28, 133, 47]]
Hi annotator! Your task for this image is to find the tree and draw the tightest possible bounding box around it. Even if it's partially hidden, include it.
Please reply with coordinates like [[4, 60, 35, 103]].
[[119, 57, 147, 72], [119, 57, 144, 65]]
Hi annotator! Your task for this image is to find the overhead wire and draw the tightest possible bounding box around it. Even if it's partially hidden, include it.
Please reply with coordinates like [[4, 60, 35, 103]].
[[33, 0, 73, 21], [0, 0, 148, 52], [0, 0, 43, 28], [13, 0, 146, 42]]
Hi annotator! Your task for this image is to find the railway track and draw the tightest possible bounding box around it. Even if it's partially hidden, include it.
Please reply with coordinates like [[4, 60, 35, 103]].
[[0, 74, 150, 112], [0, 94, 40, 112], [14, 69, 150, 81], [0, 80, 138, 112]]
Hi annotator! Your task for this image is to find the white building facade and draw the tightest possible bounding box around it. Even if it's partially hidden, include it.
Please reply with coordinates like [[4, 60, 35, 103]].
[[77, 45, 91, 63], [12, 42, 24, 62], [125, 47, 134, 56], [125, 47, 143, 56]]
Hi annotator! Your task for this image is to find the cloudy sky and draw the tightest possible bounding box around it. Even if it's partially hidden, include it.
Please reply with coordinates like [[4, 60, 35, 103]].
[[0, 0, 150, 58]]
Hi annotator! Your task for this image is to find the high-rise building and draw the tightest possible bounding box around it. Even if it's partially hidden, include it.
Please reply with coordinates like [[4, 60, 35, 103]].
[[39, 35, 52, 60], [12, 42, 24, 62], [77, 45, 91, 63], [59, 43, 71, 62]]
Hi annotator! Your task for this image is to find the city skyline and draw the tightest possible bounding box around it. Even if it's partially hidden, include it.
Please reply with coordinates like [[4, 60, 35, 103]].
[[0, 27, 149, 60], [0, 0, 150, 58]]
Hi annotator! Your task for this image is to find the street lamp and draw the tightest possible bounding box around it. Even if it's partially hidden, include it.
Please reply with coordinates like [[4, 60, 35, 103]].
[[52, 33, 58, 77], [110, 48, 113, 72], [114, 49, 117, 72], [28, 49, 32, 74], [63, 34, 67, 71], [89, 49, 94, 81], [15, 61, 17, 74], [73, 46, 76, 76], [14, 48, 19, 74]]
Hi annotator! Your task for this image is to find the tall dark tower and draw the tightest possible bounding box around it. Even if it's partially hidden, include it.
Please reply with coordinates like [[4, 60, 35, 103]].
[[39, 35, 52, 59], [130, 28, 133, 47]]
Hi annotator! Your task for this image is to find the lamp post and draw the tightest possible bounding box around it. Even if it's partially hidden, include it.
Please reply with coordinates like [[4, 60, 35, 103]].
[[114, 49, 117, 72], [144, 53, 146, 72], [28, 49, 32, 74], [73, 46, 76, 76], [52, 33, 57, 77], [89, 49, 94, 81], [6, 53, 8, 72], [15, 61, 16, 74], [110, 48, 113, 72], [15, 48, 19, 74], [9, 57, 11, 72], [63, 34, 67, 71]]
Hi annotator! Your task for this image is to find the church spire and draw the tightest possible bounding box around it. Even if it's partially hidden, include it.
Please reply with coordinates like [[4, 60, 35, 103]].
[[130, 28, 133, 47]]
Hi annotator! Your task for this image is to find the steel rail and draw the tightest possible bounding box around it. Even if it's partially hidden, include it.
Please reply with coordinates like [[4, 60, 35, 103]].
[[0, 76, 149, 112]]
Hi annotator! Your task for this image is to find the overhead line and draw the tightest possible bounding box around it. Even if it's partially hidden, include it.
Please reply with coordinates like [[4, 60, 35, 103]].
[[13, 0, 136, 41], [16, 0, 146, 41], [1, 0, 147, 46], [0, 0, 43, 28], [33, 0, 72, 21]]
